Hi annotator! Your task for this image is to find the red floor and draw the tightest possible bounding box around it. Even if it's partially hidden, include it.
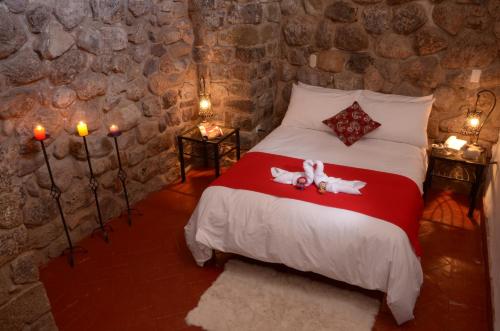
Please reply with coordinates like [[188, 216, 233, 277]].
[[40, 170, 491, 331]]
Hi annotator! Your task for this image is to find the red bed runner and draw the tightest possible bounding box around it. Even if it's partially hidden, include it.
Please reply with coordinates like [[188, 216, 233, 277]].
[[211, 152, 423, 255]]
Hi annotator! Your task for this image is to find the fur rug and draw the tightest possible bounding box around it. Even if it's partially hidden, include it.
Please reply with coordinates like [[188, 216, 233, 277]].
[[186, 260, 380, 331]]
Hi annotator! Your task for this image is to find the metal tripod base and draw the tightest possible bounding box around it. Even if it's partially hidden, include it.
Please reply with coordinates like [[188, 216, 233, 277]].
[[91, 223, 113, 243], [121, 208, 143, 226], [62, 246, 87, 268]]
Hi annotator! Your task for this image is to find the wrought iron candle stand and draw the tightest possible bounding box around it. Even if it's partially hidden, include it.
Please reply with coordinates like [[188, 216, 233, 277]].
[[37, 136, 86, 267], [82, 135, 112, 242], [108, 130, 133, 226]]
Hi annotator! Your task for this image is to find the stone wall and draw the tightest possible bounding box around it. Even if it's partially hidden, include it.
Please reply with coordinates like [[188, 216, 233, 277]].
[[275, 0, 500, 148], [1, 0, 499, 329], [0, 0, 197, 329], [189, 0, 281, 146]]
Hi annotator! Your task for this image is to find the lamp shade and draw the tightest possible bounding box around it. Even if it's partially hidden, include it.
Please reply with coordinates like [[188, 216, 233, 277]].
[[460, 89, 497, 144], [199, 95, 211, 111], [198, 76, 213, 121], [461, 110, 482, 136]]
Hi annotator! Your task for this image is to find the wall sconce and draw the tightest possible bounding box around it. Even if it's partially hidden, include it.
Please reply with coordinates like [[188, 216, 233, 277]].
[[460, 89, 497, 146], [199, 76, 213, 123]]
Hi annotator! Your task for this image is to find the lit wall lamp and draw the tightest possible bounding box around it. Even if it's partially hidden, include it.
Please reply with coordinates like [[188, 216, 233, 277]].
[[199, 76, 213, 123], [461, 89, 497, 146]]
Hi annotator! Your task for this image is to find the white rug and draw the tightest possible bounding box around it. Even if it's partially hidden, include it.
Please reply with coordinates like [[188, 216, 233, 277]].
[[186, 260, 380, 331]]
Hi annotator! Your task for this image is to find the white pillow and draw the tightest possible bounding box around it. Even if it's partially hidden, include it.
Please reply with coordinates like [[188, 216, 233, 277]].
[[358, 97, 434, 148], [298, 81, 360, 96], [284, 83, 433, 148], [282, 84, 360, 132], [362, 90, 433, 103], [298, 82, 434, 103]]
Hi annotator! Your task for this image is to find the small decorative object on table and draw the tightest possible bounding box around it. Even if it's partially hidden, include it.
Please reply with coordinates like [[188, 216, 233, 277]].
[[198, 122, 224, 140], [34, 125, 86, 267], [463, 144, 483, 161], [424, 145, 494, 220], [77, 121, 112, 242], [444, 135, 467, 152], [177, 126, 240, 182], [107, 125, 133, 226]]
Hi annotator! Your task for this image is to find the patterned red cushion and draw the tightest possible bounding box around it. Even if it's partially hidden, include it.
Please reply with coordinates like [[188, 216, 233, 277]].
[[322, 101, 381, 146]]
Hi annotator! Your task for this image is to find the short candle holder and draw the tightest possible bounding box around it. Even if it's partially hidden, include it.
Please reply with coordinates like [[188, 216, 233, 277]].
[[108, 130, 133, 226], [82, 135, 112, 242], [37, 135, 86, 267]]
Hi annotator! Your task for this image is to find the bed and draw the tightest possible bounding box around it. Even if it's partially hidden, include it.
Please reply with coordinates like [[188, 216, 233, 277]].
[[185, 84, 434, 325]]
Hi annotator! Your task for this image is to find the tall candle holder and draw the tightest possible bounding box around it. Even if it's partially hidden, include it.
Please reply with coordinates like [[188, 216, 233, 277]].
[[34, 127, 85, 267], [108, 125, 133, 226], [78, 122, 112, 242]]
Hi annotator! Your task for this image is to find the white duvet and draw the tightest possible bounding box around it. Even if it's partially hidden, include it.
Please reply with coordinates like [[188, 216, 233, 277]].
[[185, 125, 426, 325]]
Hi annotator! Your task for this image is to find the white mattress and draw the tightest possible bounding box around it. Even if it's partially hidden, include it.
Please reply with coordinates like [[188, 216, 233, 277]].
[[185, 125, 425, 324]]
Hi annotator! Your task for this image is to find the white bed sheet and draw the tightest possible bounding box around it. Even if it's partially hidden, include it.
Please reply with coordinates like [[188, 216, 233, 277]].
[[185, 125, 425, 324]]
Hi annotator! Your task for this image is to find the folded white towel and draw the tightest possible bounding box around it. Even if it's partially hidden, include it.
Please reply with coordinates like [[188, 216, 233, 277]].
[[271, 167, 306, 186], [271, 158, 317, 186], [313, 161, 366, 195], [303, 160, 315, 186]]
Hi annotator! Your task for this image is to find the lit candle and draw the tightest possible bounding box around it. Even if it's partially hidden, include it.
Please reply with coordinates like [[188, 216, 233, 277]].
[[77, 121, 88, 137], [33, 125, 46, 141], [109, 124, 120, 137]]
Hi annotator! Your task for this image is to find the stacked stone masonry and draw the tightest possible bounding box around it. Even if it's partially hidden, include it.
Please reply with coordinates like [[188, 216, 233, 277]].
[[0, 0, 197, 329], [189, 0, 281, 146], [275, 0, 500, 148], [0, 0, 499, 329]]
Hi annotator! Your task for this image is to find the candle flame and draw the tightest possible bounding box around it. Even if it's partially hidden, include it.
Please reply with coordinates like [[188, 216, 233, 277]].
[[77, 121, 89, 137], [34, 124, 46, 141]]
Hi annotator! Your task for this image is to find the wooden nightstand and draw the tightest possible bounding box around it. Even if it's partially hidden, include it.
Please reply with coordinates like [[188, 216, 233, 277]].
[[177, 126, 240, 182], [423, 147, 492, 219]]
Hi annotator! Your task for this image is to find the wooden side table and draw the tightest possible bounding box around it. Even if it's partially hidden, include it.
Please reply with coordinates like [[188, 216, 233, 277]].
[[423, 147, 492, 219], [177, 126, 240, 182]]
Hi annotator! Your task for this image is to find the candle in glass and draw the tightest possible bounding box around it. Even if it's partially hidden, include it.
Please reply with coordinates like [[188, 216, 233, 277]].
[[77, 121, 88, 137], [34, 125, 46, 141], [109, 124, 121, 137]]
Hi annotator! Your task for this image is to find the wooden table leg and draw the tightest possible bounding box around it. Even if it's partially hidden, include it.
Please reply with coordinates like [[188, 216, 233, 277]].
[[203, 140, 209, 167], [235, 128, 240, 160], [468, 165, 484, 218], [177, 136, 186, 182], [213, 143, 220, 178], [423, 156, 435, 201]]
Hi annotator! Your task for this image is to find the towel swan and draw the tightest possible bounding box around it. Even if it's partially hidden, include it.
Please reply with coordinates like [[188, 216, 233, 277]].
[[271, 160, 366, 195], [313, 160, 366, 195], [271, 159, 315, 186]]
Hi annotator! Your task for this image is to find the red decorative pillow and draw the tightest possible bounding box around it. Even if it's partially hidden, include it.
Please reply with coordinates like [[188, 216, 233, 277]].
[[322, 101, 381, 146]]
